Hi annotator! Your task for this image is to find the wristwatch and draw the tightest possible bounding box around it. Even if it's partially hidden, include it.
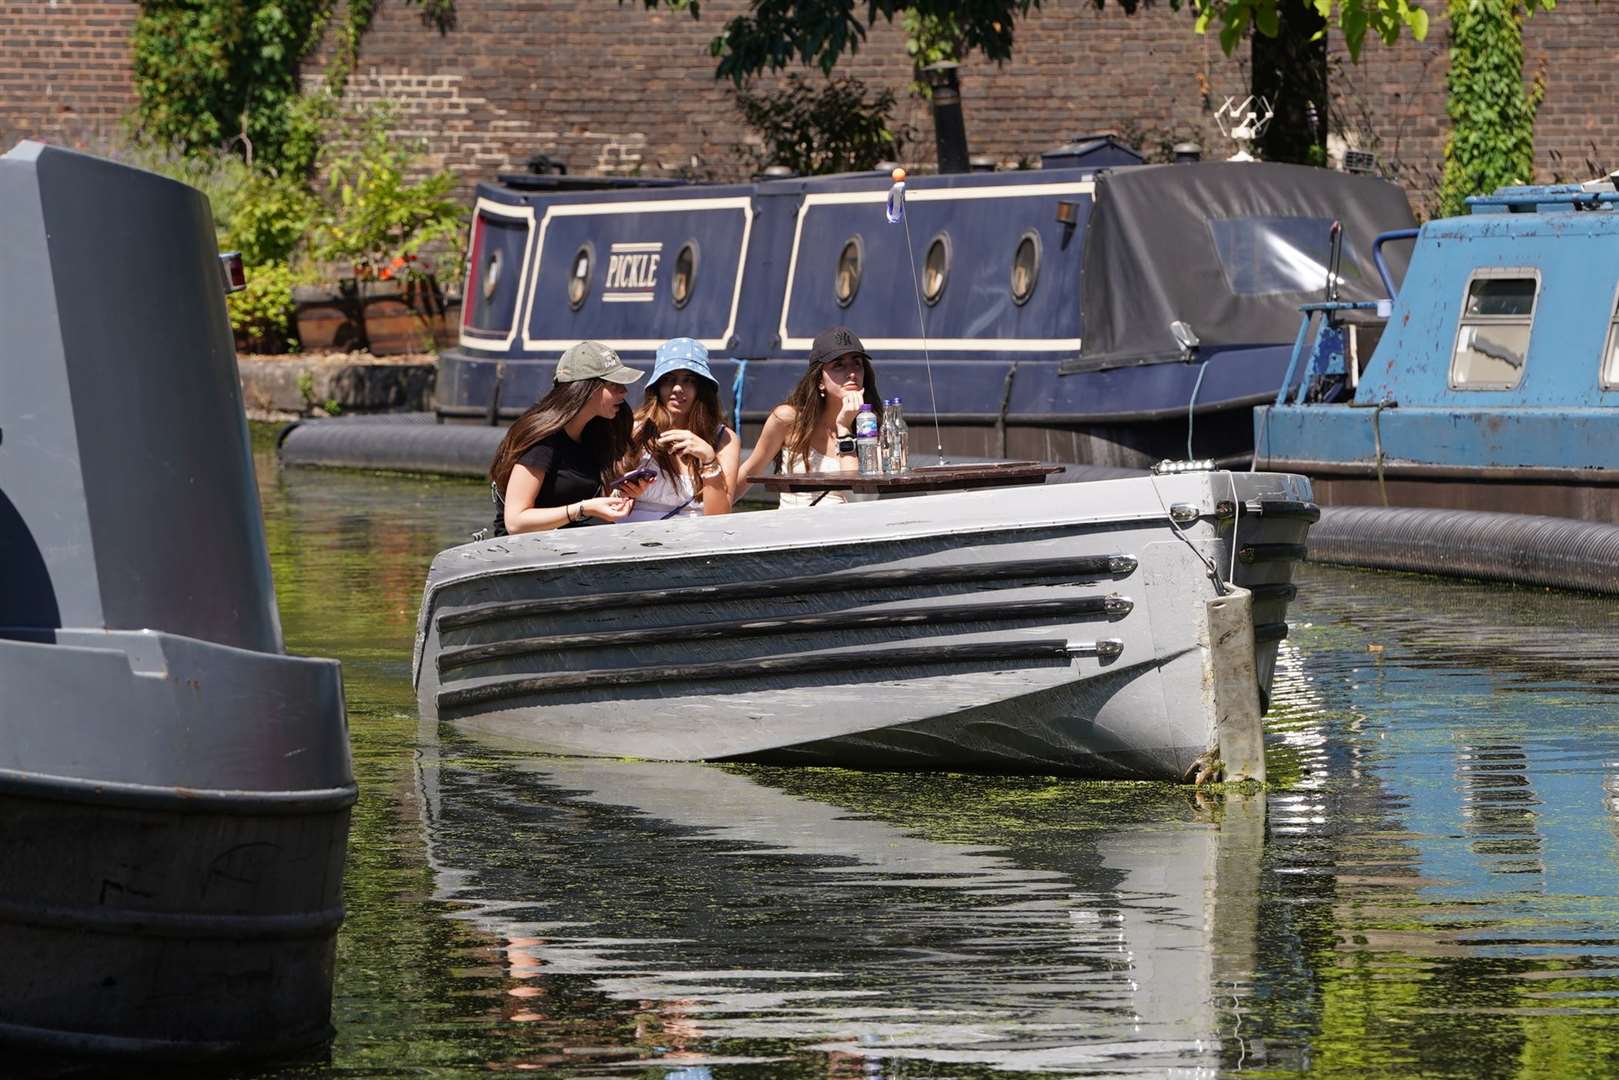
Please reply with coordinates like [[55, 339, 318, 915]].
[[836, 433, 857, 455]]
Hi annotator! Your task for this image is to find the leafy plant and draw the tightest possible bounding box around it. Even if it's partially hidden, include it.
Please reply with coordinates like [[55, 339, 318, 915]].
[[901, 8, 966, 98], [736, 74, 906, 175], [230, 262, 301, 353], [1437, 0, 1549, 217], [312, 108, 466, 285], [130, 0, 331, 176]]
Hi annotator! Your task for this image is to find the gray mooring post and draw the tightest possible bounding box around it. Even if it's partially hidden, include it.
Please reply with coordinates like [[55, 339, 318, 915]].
[[1202, 586, 1266, 784]]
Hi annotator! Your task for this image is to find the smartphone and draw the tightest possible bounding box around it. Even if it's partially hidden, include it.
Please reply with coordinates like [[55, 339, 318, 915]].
[[608, 464, 656, 490]]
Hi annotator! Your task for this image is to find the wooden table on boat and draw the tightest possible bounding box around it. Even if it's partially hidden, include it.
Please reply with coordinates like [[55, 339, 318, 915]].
[[747, 460, 1063, 496]]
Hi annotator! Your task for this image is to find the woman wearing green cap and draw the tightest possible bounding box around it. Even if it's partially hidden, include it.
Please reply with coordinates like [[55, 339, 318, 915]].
[[739, 326, 883, 508], [625, 337, 740, 521], [487, 341, 651, 536]]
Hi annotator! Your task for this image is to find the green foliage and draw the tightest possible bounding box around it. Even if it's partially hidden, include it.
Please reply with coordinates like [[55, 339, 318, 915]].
[[130, 0, 457, 175], [312, 108, 467, 284], [230, 262, 301, 353], [130, 0, 331, 175], [735, 74, 906, 174], [1437, 0, 1548, 217], [901, 8, 967, 97], [632, 0, 1438, 79]]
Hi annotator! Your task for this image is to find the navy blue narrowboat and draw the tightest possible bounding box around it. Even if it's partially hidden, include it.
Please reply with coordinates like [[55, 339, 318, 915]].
[[1254, 176, 1619, 522], [438, 149, 1415, 468]]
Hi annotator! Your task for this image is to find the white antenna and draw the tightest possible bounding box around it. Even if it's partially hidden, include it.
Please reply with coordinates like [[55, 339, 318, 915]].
[[1214, 96, 1274, 162]]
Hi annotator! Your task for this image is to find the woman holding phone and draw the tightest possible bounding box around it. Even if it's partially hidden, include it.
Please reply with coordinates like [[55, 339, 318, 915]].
[[738, 326, 882, 509], [487, 341, 651, 536], [624, 338, 741, 522]]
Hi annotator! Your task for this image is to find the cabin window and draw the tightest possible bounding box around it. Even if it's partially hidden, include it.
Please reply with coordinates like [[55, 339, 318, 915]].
[[923, 233, 951, 305], [1208, 217, 1335, 295], [567, 243, 593, 310], [1603, 287, 1619, 389], [671, 242, 697, 308], [1011, 230, 1040, 305], [835, 236, 863, 307], [1450, 270, 1537, 390]]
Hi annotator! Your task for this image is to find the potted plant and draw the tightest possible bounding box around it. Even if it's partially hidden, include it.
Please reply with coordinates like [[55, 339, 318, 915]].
[[312, 108, 466, 355]]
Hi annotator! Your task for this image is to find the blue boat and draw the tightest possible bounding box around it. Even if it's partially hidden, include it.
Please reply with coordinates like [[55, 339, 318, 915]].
[[437, 148, 1414, 469], [1253, 176, 1619, 523]]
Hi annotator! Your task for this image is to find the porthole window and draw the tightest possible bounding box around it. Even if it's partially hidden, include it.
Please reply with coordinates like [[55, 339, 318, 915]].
[[671, 242, 698, 308], [1451, 269, 1536, 390], [835, 236, 863, 307], [923, 232, 951, 305], [1011, 230, 1041, 305], [567, 243, 593, 310], [482, 249, 503, 301]]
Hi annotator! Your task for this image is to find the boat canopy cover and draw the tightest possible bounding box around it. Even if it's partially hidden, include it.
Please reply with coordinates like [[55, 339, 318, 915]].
[[1071, 162, 1416, 372]]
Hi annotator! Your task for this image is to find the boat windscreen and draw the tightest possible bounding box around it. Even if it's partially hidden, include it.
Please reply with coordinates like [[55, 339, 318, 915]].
[[1068, 162, 1417, 373]]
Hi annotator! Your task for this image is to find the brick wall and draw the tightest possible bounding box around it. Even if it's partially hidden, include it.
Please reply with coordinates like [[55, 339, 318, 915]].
[[0, 1, 136, 153], [4, 0, 1618, 217]]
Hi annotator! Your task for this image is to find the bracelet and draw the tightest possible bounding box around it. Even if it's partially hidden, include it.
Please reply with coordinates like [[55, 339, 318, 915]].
[[568, 502, 581, 523], [700, 462, 723, 480]]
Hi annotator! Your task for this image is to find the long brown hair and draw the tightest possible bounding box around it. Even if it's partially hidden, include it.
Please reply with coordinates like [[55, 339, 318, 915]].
[[632, 373, 729, 486], [779, 356, 882, 471], [489, 378, 633, 491]]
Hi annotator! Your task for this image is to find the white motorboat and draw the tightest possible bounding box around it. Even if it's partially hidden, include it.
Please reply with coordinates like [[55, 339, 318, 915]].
[[414, 468, 1315, 782]]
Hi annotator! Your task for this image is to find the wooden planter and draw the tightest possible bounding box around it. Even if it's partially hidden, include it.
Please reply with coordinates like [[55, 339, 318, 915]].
[[292, 282, 366, 353], [360, 275, 454, 356]]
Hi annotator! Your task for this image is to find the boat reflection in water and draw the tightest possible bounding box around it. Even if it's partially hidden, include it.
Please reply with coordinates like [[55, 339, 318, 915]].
[[416, 737, 1267, 1074]]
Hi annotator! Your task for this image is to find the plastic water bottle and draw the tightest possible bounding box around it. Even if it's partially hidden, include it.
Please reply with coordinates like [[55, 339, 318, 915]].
[[854, 403, 881, 474], [888, 397, 909, 474], [878, 399, 896, 473]]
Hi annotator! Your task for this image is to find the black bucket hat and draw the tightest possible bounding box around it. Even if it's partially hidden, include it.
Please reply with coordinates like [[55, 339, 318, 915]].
[[808, 325, 870, 366]]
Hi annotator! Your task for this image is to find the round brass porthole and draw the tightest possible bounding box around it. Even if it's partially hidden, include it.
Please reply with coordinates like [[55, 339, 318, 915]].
[[568, 243, 593, 310], [482, 249, 502, 301], [835, 236, 863, 307], [923, 232, 951, 305], [1011, 230, 1041, 306], [671, 242, 698, 308]]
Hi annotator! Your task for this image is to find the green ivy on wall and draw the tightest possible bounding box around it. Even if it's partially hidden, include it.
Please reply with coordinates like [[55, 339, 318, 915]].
[[1437, 0, 1551, 218], [131, 0, 454, 177]]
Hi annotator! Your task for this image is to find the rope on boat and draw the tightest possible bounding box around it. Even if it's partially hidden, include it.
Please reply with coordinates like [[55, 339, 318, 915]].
[[1309, 505, 1619, 596]]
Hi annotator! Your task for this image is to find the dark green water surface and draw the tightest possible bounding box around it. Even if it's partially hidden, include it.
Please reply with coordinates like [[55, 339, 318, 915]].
[[244, 431, 1619, 1079]]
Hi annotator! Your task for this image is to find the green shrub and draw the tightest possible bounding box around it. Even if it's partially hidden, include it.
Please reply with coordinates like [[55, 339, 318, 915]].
[[736, 74, 907, 175], [313, 107, 466, 286], [228, 262, 300, 354]]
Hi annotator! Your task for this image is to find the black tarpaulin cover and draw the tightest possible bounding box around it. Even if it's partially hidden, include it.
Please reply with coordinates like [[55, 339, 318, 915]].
[[1069, 162, 1417, 372]]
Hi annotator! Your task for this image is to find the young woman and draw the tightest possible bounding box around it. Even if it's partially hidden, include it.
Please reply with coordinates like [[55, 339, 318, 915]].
[[738, 326, 882, 508], [624, 337, 741, 522], [487, 341, 650, 536]]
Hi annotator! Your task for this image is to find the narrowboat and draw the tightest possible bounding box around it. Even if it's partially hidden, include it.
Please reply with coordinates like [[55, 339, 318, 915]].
[[438, 145, 1415, 469], [0, 143, 355, 1061], [1254, 176, 1619, 522], [414, 466, 1318, 783]]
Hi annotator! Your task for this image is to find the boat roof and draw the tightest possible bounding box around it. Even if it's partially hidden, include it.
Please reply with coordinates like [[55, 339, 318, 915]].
[[1072, 162, 1416, 372]]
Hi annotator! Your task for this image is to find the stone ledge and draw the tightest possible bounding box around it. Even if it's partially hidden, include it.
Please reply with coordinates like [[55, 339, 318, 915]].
[[238, 353, 436, 421]]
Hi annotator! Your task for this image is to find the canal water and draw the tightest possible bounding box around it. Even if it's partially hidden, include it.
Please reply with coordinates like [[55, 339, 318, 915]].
[[245, 430, 1619, 1079]]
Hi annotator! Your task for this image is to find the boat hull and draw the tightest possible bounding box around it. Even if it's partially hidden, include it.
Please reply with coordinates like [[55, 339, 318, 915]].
[[416, 472, 1314, 781], [0, 630, 354, 1061]]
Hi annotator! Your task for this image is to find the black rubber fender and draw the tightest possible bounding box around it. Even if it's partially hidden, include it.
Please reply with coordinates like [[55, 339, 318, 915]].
[[1309, 505, 1619, 596]]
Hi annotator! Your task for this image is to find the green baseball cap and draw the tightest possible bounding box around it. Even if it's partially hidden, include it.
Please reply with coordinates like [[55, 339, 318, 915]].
[[555, 341, 645, 385]]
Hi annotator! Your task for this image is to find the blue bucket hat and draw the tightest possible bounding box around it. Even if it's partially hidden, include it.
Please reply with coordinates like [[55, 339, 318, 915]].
[[649, 337, 717, 389]]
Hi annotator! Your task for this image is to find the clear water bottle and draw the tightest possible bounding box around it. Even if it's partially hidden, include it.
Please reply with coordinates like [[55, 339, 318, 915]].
[[888, 397, 909, 474], [878, 398, 896, 473], [854, 403, 881, 475]]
